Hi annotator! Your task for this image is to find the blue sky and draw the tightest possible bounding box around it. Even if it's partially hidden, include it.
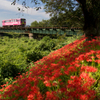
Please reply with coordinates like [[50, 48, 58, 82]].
[[0, 0, 50, 26]]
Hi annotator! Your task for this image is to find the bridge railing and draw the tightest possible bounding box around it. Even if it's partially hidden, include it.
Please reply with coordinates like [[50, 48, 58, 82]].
[[0, 27, 84, 36]]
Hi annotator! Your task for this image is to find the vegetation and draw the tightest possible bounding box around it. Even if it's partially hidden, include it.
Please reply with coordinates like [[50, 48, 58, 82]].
[[2, 0, 99, 99], [0, 33, 80, 86], [31, 21, 39, 27], [30, 16, 83, 28], [31, 20, 52, 27], [30, 10, 83, 28], [43, 0, 100, 40], [0, 35, 100, 99], [12, 0, 100, 40]]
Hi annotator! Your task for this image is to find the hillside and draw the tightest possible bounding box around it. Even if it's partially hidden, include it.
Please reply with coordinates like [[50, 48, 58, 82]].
[[0, 35, 100, 100]]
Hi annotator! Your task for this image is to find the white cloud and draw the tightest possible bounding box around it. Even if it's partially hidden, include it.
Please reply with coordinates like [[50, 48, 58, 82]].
[[0, 0, 50, 18], [0, 0, 51, 26]]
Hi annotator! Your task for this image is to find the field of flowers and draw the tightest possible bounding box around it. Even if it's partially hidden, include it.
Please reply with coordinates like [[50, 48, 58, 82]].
[[0, 35, 100, 100]]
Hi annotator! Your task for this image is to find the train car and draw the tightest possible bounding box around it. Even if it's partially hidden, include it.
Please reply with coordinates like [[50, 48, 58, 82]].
[[2, 18, 26, 27]]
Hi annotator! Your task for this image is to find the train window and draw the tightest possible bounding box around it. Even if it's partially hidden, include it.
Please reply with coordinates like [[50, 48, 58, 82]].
[[21, 19, 25, 22], [6, 20, 9, 22]]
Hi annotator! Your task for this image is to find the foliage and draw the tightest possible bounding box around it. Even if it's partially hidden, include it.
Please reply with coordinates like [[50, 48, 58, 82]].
[[30, 8, 84, 28], [38, 19, 51, 27], [43, 0, 84, 27], [12, 0, 100, 39], [31, 19, 52, 27], [0, 35, 100, 99], [0, 33, 80, 86], [31, 21, 39, 27], [42, 0, 100, 39], [29, 0, 84, 27]]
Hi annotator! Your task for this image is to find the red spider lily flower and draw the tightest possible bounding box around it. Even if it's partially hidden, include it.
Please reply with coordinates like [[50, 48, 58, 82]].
[[95, 59, 100, 64], [81, 66, 97, 73], [46, 91, 59, 100], [79, 94, 89, 100], [27, 86, 43, 100], [44, 80, 51, 87], [96, 54, 100, 59], [64, 70, 69, 75], [67, 66, 77, 73]]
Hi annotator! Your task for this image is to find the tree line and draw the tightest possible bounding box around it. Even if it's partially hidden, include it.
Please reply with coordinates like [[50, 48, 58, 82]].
[[31, 12, 84, 28]]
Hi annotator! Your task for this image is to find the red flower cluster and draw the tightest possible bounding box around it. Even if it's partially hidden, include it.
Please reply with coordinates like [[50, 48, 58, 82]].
[[0, 35, 100, 100]]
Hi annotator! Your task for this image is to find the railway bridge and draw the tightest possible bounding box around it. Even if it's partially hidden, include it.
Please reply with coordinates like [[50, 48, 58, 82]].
[[0, 27, 84, 39]]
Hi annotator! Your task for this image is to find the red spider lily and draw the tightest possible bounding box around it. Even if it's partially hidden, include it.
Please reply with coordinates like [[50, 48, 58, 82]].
[[1, 36, 100, 100], [81, 66, 97, 73]]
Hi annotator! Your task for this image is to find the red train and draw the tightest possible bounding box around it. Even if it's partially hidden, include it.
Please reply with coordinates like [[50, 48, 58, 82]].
[[2, 18, 26, 27]]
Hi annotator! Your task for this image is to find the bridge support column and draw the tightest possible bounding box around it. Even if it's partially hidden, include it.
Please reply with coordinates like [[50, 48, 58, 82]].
[[29, 33, 34, 39]]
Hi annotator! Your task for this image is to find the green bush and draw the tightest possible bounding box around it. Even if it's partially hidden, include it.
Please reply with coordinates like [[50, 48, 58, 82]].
[[26, 50, 43, 63]]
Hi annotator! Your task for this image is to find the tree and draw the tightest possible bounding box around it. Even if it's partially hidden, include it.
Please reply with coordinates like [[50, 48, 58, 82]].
[[49, 6, 84, 28], [31, 20, 52, 27], [31, 21, 39, 27], [38, 19, 51, 27], [43, 0, 100, 40], [12, 0, 100, 40], [76, 0, 100, 40]]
